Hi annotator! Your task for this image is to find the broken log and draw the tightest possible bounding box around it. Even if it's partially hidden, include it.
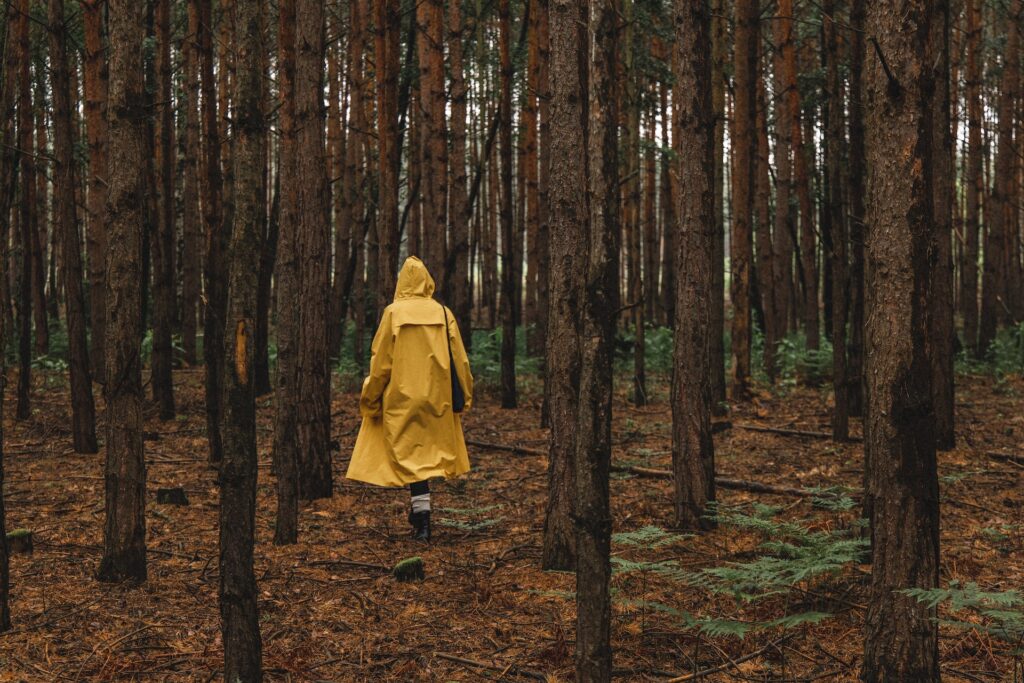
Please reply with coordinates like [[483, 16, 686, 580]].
[[6, 529, 33, 554], [986, 451, 1024, 468], [156, 487, 190, 505]]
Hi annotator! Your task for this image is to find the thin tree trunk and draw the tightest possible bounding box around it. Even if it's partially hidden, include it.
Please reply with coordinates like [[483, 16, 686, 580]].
[[417, 0, 446, 273], [824, 0, 848, 440], [375, 0, 400, 311], [181, 0, 202, 367], [200, 0, 226, 464], [542, 0, 584, 572], [295, 0, 332, 500], [576, 0, 619, 677], [273, 0, 300, 543], [31, 83, 48, 359], [82, 0, 108, 379], [672, 0, 715, 531], [523, 0, 541, 355], [15, 0, 33, 421], [847, 0, 866, 417], [50, 0, 99, 453], [730, 0, 756, 399], [980, 0, 1020, 351], [447, 0, 472, 350], [930, 0, 955, 450], [98, 0, 148, 584], [498, 0, 517, 409], [219, 0, 265, 673], [709, 0, 726, 411], [862, 0, 941, 677], [755, 71, 775, 381], [151, 0, 176, 420]]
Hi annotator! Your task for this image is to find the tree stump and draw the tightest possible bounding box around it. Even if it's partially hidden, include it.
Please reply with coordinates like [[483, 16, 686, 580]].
[[393, 556, 424, 582], [156, 487, 189, 505], [7, 529, 33, 554]]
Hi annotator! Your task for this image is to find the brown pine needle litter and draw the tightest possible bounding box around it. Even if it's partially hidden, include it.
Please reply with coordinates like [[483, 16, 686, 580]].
[[0, 369, 1020, 681]]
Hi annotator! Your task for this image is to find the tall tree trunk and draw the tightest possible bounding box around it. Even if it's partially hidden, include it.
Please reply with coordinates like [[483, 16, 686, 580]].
[[151, 0, 176, 420], [772, 3, 795, 349], [862, 0, 941, 677], [50, 0, 99, 454], [181, 0, 202, 367], [0, 347, 8, 629], [672, 0, 715, 531], [327, 26, 350, 361], [536, 0, 551, 360], [542, 0, 584, 572], [447, 0, 472, 350], [659, 82, 675, 328], [523, 0, 541, 356], [98, 0, 148, 584], [374, 0, 400, 311], [980, 0, 1020, 351], [273, 0, 300, 544], [31, 83, 48, 359], [200, 0, 226, 464], [930, 0, 955, 450], [576, 0, 618, 678], [847, 0, 866, 417], [962, 0, 982, 355], [82, 0, 108, 379], [417, 0, 447, 273], [498, 0, 517, 409], [15, 0, 33, 421], [219, 0, 265, 674], [295, 0, 332, 500], [709, 0, 726, 411], [255, 164, 279, 396], [755, 71, 775, 381], [824, 0, 848, 440], [730, 0, 756, 399]]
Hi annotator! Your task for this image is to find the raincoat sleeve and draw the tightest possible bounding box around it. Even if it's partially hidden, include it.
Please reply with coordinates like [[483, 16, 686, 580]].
[[359, 308, 395, 418], [446, 308, 474, 411]]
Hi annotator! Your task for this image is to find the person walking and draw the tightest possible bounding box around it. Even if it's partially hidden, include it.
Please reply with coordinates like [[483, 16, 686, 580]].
[[346, 256, 473, 541]]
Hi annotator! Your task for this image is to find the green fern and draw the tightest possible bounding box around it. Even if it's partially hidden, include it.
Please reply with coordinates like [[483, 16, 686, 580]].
[[903, 582, 1024, 653], [613, 525, 692, 548]]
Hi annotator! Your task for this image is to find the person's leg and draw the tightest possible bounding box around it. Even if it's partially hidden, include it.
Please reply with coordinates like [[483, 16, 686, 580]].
[[408, 480, 431, 541]]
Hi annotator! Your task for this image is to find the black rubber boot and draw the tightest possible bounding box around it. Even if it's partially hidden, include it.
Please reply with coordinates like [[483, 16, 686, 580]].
[[408, 511, 431, 542]]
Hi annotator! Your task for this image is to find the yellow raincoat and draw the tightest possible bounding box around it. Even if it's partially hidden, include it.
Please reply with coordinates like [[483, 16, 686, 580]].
[[346, 257, 473, 487]]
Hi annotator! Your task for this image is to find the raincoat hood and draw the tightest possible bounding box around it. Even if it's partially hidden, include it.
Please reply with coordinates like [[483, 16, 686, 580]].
[[394, 256, 436, 300]]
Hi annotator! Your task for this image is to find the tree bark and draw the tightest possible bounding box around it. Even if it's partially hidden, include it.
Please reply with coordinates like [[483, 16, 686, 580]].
[[274, 0, 300, 544], [755, 71, 775, 382], [962, 0, 982, 356], [219, 0, 265, 674], [295, 0, 333, 500], [709, 0, 726, 412], [929, 0, 955, 451], [416, 0, 447, 274], [446, 0, 472, 351], [374, 0, 400, 311], [180, 0, 202, 367], [672, 0, 715, 531], [824, 0, 848, 440], [15, 0, 33, 421], [542, 0, 585, 572], [49, 0, 100, 454], [499, 0, 517, 409], [980, 0, 1020, 351], [200, 0, 226, 464], [98, 0, 148, 584], [151, 0, 176, 420], [576, 0, 619, 677], [847, 0, 866, 417], [82, 0, 108, 379], [862, 0, 942, 678], [730, 0, 756, 399]]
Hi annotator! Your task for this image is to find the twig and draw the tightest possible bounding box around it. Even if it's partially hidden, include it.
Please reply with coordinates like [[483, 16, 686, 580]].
[[666, 636, 789, 682], [986, 451, 1024, 468], [434, 652, 547, 681], [611, 463, 813, 497]]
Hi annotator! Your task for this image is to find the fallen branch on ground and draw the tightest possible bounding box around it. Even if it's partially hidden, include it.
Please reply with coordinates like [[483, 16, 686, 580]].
[[735, 423, 863, 442], [433, 652, 547, 680], [610, 464, 812, 497], [986, 451, 1024, 468]]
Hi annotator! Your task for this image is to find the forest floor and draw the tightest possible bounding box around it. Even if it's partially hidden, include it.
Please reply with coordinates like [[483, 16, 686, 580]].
[[0, 365, 1021, 682]]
